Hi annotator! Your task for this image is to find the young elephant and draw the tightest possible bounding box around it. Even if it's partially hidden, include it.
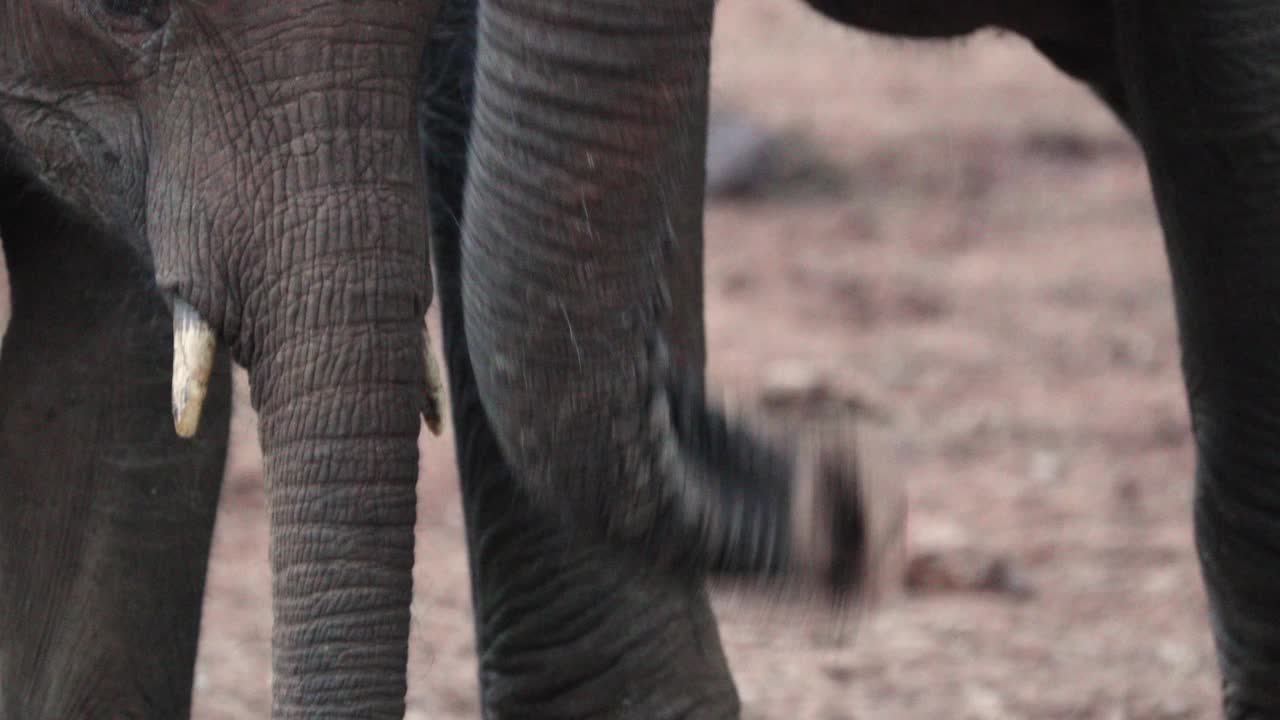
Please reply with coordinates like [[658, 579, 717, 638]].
[[0, 2, 439, 717], [456, 0, 1280, 718], [0, 1, 884, 718]]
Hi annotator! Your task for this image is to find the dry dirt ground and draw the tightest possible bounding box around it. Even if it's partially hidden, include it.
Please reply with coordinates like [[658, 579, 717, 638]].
[[4, 1, 1223, 718]]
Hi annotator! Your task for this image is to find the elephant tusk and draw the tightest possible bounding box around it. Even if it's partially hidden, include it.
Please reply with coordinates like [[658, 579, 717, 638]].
[[422, 326, 447, 436], [172, 299, 217, 439]]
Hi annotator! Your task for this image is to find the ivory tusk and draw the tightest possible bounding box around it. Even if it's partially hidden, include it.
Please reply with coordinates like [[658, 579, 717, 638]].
[[172, 299, 217, 439], [423, 326, 447, 437]]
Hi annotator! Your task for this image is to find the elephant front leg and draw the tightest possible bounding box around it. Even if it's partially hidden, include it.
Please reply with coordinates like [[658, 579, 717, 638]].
[[0, 208, 231, 719], [1115, 2, 1280, 716]]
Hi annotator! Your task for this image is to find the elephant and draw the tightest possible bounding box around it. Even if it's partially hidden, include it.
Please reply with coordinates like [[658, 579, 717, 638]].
[[0, 2, 445, 716], [0, 1, 881, 718], [451, 0, 1280, 718]]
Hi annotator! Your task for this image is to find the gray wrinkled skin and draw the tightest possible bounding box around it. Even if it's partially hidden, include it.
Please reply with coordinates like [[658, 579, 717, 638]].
[[457, 0, 1280, 717], [6, 0, 1279, 718], [1, 2, 436, 718], [0, 2, 866, 718]]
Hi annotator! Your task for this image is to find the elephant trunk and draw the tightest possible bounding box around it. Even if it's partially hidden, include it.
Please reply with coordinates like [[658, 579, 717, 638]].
[[251, 290, 424, 717], [462, 0, 887, 593], [226, 82, 430, 719], [161, 105, 431, 719]]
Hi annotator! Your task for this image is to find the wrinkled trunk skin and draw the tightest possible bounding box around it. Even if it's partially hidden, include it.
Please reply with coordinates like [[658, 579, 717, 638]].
[[253, 305, 424, 716], [236, 123, 428, 719], [246, 156, 427, 719], [140, 9, 434, 716], [463, 0, 873, 594]]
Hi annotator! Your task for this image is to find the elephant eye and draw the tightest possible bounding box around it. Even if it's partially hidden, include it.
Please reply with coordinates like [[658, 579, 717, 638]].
[[100, 0, 170, 29]]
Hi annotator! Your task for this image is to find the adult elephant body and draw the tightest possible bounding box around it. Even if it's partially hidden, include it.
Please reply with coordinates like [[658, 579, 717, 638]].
[[457, 0, 1280, 717]]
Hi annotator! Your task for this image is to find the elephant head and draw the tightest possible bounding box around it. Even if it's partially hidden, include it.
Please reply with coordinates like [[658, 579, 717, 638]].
[[1, 1, 439, 715], [460, 0, 893, 594]]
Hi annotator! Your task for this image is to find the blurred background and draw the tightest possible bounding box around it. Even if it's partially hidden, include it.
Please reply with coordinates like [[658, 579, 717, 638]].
[[2, 1, 1216, 717]]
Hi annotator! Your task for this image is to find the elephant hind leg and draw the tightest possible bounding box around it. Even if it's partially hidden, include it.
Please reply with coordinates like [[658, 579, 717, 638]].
[[1113, 2, 1280, 716], [0, 195, 231, 719]]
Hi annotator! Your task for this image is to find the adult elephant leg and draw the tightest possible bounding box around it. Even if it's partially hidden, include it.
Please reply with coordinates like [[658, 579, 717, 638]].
[[0, 201, 231, 718], [438, 246, 739, 719], [1115, 2, 1280, 716], [423, 7, 738, 715]]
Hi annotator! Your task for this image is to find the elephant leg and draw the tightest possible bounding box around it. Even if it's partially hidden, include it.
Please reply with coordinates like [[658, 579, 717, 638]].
[[421, 6, 738, 716], [442, 350, 740, 718], [1113, 2, 1280, 716], [438, 254, 738, 719], [0, 201, 231, 719]]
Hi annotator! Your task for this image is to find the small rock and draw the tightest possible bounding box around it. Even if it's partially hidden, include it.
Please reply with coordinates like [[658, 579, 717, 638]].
[[720, 270, 755, 296], [1107, 330, 1157, 370], [760, 361, 830, 410], [821, 663, 856, 684], [1114, 476, 1142, 508], [896, 286, 948, 321], [706, 108, 778, 199], [904, 548, 1035, 600], [1023, 128, 1134, 163], [705, 106, 849, 200], [1150, 416, 1189, 449], [979, 557, 1036, 599]]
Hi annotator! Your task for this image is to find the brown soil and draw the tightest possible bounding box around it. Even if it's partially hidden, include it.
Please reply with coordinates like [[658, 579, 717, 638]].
[[5, 1, 1222, 717]]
